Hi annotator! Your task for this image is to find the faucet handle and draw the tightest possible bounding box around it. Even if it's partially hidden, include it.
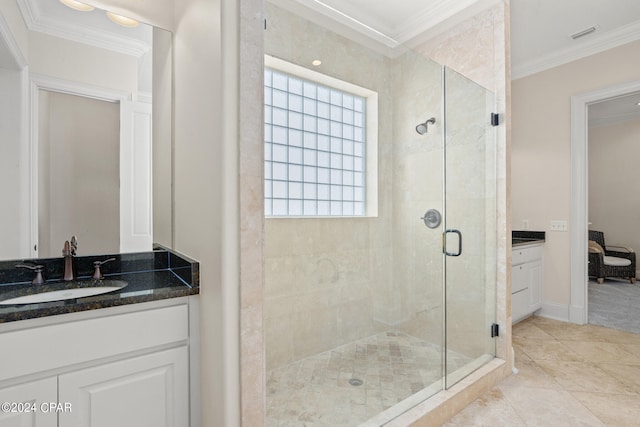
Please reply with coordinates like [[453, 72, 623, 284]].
[[15, 264, 46, 285], [70, 236, 78, 256], [92, 258, 116, 280]]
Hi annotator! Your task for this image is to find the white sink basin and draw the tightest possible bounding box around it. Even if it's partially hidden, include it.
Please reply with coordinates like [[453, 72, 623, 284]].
[[0, 281, 127, 305]]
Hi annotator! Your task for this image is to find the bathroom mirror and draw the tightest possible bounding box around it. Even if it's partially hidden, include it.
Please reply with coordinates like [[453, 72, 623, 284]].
[[0, 0, 172, 260]]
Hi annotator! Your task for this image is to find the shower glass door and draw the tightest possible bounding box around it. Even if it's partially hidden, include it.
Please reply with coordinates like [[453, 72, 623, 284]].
[[443, 67, 497, 388]]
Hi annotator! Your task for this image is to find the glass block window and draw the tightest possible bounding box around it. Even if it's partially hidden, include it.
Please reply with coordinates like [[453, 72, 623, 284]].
[[264, 67, 367, 217]]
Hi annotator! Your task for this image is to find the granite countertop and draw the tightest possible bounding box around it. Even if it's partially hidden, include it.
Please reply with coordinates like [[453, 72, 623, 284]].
[[512, 230, 546, 247], [0, 249, 199, 323]]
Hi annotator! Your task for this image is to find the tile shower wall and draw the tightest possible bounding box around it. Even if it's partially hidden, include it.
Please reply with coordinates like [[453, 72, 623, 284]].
[[389, 50, 444, 346], [265, 4, 394, 370], [264, 3, 501, 371]]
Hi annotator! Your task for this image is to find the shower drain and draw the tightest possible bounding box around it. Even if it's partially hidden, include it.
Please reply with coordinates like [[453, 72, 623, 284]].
[[349, 378, 363, 387]]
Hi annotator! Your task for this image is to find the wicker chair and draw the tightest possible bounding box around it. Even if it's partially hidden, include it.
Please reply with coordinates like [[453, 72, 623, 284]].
[[588, 230, 637, 284]]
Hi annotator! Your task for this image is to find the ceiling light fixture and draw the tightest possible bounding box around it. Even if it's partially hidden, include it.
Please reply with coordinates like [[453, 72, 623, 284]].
[[106, 11, 139, 28], [570, 26, 596, 39], [59, 0, 94, 12], [312, 59, 322, 66]]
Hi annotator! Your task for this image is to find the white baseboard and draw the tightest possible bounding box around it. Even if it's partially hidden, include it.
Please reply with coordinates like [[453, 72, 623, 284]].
[[537, 302, 570, 322], [569, 304, 587, 325]]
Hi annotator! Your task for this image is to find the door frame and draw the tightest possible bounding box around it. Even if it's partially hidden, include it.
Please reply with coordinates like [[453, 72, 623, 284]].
[[569, 79, 640, 324], [28, 74, 129, 257]]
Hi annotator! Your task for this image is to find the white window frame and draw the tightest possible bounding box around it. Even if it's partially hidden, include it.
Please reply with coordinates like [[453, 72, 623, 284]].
[[264, 55, 378, 218]]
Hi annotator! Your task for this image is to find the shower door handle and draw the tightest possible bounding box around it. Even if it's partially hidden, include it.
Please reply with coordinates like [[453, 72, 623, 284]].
[[444, 229, 462, 257]]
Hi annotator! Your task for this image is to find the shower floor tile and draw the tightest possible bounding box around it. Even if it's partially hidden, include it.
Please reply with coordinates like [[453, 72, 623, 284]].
[[266, 331, 472, 426]]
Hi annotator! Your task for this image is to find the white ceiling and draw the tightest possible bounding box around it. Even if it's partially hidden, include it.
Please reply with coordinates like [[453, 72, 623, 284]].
[[510, 0, 640, 80], [270, 0, 640, 78]]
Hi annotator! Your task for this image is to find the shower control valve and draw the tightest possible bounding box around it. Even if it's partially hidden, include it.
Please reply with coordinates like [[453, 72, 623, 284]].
[[421, 209, 442, 229]]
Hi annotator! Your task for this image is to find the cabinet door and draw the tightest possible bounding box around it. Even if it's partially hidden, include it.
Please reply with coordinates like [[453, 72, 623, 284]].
[[0, 378, 57, 427], [512, 264, 528, 293], [527, 260, 543, 312], [58, 347, 188, 427], [512, 289, 530, 323]]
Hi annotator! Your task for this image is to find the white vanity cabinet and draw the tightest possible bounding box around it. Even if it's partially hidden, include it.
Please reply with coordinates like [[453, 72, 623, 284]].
[[0, 300, 190, 427], [59, 347, 188, 427], [512, 243, 543, 323], [0, 378, 57, 427]]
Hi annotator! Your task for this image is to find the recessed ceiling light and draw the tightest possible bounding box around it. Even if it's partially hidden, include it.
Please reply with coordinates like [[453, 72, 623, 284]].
[[570, 26, 596, 39], [59, 0, 94, 12], [312, 59, 322, 66], [106, 11, 139, 28]]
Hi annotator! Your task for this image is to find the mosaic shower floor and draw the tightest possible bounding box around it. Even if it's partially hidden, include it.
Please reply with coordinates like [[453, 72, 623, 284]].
[[266, 331, 473, 426]]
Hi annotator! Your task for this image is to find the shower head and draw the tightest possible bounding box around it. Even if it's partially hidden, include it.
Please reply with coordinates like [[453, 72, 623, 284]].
[[416, 117, 436, 135]]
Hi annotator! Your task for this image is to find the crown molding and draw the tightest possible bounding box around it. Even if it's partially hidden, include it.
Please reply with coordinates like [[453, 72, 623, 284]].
[[0, 12, 27, 69], [267, 0, 398, 57], [17, 0, 150, 58], [268, 0, 500, 59], [287, 0, 400, 48], [512, 20, 640, 80], [394, 0, 496, 45]]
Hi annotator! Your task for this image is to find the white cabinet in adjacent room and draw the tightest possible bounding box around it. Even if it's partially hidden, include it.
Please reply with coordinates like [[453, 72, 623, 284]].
[[512, 244, 544, 323]]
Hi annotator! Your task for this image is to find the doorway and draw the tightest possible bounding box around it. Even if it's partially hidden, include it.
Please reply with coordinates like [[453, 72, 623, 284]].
[[569, 80, 640, 325], [37, 90, 120, 257], [29, 74, 153, 258]]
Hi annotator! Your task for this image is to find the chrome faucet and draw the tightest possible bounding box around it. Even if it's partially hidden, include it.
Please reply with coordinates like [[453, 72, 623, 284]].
[[62, 236, 77, 281]]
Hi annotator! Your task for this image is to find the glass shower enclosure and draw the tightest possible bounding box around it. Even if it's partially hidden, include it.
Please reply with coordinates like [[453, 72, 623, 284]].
[[263, 4, 497, 425]]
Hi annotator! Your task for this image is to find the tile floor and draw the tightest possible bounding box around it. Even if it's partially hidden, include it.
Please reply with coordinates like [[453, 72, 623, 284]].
[[266, 331, 472, 426], [445, 316, 640, 426]]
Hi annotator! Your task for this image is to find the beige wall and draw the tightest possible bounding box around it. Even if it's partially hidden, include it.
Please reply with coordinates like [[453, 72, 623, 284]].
[[38, 91, 120, 257], [172, 0, 232, 426], [28, 32, 138, 93], [589, 117, 640, 276], [512, 40, 640, 309]]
